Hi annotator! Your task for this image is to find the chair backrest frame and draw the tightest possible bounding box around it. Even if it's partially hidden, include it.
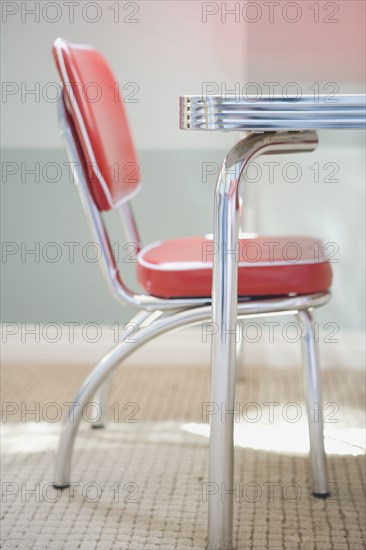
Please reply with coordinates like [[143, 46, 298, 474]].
[[58, 95, 206, 311], [53, 37, 141, 211]]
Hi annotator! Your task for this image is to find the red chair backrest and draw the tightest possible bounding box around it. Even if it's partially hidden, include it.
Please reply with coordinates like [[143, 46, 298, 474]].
[[53, 38, 140, 211]]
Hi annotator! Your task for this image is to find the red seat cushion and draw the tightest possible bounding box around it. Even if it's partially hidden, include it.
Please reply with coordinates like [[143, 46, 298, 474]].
[[137, 236, 332, 298]]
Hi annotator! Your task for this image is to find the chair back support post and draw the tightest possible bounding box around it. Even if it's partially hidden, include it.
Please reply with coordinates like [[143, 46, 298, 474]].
[[118, 203, 142, 254]]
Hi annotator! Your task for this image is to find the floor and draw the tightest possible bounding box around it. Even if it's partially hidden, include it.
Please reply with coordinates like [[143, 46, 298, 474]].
[[1, 360, 365, 550]]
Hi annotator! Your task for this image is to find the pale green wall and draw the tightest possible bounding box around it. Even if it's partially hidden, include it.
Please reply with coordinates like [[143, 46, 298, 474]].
[[1, 1, 365, 330], [1, 148, 221, 324], [2, 140, 365, 329]]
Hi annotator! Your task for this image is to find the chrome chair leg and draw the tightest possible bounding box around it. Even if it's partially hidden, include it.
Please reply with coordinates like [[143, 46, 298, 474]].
[[298, 309, 329, 497], [53, 299, 327, 488], [90, 311, 156, 429], [90, 374, 113, 429], [53, 305, 222, 488]]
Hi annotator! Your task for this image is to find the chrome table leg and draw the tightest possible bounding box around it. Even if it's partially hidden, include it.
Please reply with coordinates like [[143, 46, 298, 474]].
[[208, 131, 319, 549], [208, 161, 241, 550], [236, 322, 245, 382]]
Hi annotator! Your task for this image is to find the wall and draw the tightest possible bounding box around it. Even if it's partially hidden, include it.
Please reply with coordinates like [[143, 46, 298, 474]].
[[1, 1, 365, 330], [1, 1, 245, 150]]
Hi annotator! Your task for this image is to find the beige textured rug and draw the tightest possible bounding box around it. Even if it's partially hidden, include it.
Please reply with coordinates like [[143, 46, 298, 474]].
[[1, 360, 365, 550]]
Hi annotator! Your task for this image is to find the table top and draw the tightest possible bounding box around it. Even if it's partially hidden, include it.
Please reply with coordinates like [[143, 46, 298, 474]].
[[179, 94, 366, 131]]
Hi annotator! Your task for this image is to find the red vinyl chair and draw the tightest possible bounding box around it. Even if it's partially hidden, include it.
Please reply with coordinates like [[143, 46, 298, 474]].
[[52, 38, 332, 549]]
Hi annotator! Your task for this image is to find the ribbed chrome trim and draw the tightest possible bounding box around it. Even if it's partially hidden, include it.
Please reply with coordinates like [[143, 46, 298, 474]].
[[180, 94, 366, 130]]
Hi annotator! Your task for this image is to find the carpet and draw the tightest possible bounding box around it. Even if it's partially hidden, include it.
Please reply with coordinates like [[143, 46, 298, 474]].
[[1, 360, 365, 549]]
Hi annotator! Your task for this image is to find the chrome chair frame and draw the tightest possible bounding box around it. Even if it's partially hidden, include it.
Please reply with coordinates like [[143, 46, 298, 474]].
[[55, 96, 330, 550]]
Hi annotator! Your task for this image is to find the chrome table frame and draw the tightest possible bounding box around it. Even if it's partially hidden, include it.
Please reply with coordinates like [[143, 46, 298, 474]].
[[180, 94, 366, 130], [53, 94, 366, 550], [179, 94, 366, 550]]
